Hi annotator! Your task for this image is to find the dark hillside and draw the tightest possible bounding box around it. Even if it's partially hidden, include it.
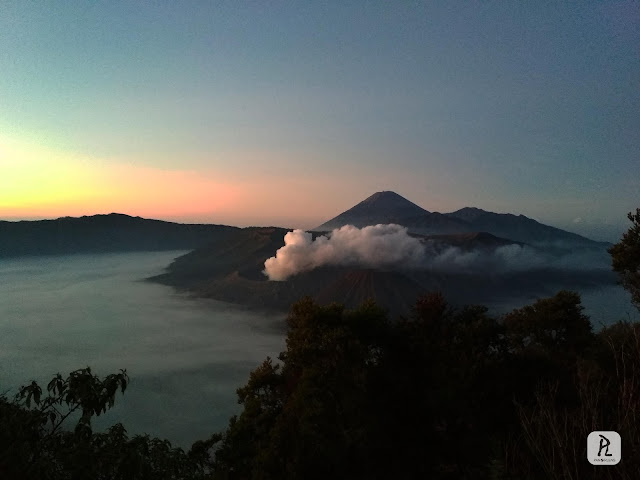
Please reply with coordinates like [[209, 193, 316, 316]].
[[420, 231, 524, 250], [0, 214, 240, 257], [393, 212, 473, 235], [314, 269, 426, 317], [155, 227, 290, 284], [446, 208, 604, 247]]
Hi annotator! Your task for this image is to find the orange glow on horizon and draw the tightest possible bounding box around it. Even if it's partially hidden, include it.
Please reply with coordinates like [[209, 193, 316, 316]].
[[0, 133, 378, 227], [0, 135, 242, 221]]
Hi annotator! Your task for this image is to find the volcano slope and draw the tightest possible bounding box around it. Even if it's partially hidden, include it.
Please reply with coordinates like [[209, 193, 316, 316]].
[[149, 226, 424, 317], [150, 226, 616, 318]]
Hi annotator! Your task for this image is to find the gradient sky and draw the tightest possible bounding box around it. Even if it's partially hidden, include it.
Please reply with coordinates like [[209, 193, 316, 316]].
[[1, 1, 638, 241]]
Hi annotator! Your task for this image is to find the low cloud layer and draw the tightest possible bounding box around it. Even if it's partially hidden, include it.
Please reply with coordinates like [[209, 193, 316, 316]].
[[263, 224, 611, 281], [426, 243, 543, 273]]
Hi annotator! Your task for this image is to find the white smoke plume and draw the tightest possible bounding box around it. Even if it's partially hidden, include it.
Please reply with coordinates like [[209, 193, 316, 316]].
[[263, 225, 611, 281], [263, 224, 425, 281]]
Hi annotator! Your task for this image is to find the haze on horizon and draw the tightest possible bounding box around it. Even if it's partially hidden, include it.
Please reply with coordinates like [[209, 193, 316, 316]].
[[1, 2, 638, 242]]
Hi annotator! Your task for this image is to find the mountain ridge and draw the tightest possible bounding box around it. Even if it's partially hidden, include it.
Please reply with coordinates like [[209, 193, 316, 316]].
[[1, 191, 607, 259], [0, 213, 240, 258], [314, 191, 604, 247]]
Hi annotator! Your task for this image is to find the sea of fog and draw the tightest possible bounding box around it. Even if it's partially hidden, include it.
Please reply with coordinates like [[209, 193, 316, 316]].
[[0, 251, 637, 449], [0, 251, 286, 449]]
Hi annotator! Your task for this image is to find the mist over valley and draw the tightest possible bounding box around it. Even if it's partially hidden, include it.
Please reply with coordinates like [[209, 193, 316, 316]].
[[0, 252, 285, 448]]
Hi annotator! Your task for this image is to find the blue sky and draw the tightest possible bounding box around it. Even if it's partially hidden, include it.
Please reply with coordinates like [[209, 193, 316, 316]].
[[0, 1, 638, 241]]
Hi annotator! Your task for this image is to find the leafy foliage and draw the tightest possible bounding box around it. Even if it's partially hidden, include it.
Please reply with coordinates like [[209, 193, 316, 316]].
[[0, 367, 215, 480], [609, 208, 640, 311], [210, 290, 640, 479]]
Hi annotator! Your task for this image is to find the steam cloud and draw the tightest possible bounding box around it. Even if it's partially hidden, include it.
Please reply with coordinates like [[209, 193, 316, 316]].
[[263, 224, 425, 281], [263, 224, 611, 281]]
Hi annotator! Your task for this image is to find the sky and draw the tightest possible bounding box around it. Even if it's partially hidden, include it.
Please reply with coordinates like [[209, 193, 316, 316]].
[[0, 1, 638, 242]]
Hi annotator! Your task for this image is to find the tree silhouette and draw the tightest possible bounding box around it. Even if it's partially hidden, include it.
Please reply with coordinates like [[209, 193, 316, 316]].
[[609, 208, 640, 311], [0, 368, 213, 480]]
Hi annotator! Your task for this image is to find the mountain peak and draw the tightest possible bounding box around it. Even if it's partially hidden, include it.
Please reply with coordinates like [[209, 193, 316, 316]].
[[359, 191, 426, 209], [447, 207, 493, 223], [313, 191, 429, 231], [362, 190, 405, 201]]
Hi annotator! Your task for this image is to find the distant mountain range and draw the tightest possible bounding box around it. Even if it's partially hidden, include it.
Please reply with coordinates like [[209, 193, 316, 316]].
[[314, 191, 607, 248], [0, 191, 604, 258], [0, 214, 239, 257]]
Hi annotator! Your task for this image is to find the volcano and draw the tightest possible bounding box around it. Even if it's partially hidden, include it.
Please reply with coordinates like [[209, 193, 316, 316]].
[[149, 191, 612, 317], [313, 191, 604, 248], [313, 191, 429, 231]]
